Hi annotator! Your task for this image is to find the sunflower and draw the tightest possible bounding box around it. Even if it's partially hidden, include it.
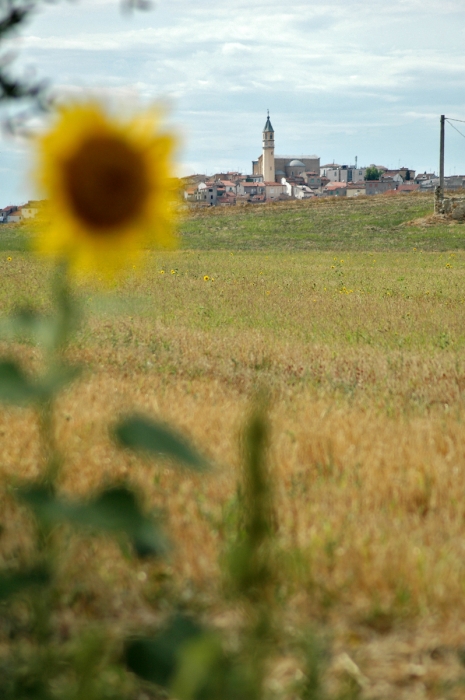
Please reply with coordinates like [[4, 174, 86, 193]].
[[34, 101, 178, 276], [7, 257, 12, 262], [203, 275, 210, 281]]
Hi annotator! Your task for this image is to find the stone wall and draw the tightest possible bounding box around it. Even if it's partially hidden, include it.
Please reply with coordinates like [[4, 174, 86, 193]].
[[434, 187, 465, 219]]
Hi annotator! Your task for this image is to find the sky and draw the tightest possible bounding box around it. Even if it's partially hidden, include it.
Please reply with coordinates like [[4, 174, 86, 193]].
[[1, 0, 465, 206]]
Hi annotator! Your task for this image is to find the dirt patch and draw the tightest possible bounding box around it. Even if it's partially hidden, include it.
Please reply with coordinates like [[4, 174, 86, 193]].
[[401, 214, 446, 227]]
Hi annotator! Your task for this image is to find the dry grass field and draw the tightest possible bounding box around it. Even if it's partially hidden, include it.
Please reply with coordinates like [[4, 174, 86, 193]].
[[3, 193, 465, 698]]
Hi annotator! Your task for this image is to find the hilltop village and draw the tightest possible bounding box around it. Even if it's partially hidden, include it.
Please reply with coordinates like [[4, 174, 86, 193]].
[[0, 201, 42, 223], [1, 116, 464, 218], [182, 115, 459, 206]]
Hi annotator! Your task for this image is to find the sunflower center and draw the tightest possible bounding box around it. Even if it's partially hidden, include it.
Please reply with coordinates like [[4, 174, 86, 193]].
[[63, 134, 150, 232]]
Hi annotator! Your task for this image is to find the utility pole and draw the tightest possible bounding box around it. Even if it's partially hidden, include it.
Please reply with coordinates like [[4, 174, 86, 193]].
[[440, 114, 445, 193], [435, 115, 446, 214]]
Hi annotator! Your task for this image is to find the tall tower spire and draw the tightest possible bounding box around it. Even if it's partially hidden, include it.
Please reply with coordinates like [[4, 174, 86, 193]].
[[262, 111, 275, 182]]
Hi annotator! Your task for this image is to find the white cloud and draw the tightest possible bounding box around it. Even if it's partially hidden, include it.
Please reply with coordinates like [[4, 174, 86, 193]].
[[0, 0, 464, 202]]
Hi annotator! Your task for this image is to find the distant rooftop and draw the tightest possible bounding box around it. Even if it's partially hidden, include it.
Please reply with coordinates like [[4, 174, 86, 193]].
[[276, 154, 319, 160], [325, 182, 347, 189]]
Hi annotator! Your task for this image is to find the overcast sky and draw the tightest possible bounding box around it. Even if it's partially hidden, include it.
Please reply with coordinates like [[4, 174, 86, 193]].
[[1, 0, 465, 206]]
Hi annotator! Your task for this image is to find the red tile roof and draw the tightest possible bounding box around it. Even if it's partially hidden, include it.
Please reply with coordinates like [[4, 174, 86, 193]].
[[397, 184, 420, 192], [325, 182, 347, 190]]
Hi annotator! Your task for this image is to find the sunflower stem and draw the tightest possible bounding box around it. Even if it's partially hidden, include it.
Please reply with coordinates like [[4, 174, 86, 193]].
[[40, 259, 74, 487], [39, 397, 62, 487]]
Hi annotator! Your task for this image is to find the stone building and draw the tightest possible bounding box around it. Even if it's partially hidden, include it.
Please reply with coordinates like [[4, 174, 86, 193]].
[[320, 164, 367, 183], [252, 114, 319, 181]]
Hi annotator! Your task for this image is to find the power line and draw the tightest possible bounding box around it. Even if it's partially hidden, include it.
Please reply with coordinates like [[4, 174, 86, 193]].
[[446, 117, 465, 124], [446, 119, 465, 140]]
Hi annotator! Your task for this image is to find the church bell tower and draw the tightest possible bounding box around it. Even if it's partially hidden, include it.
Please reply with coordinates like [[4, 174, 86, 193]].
[[262, 111, 275, 182]]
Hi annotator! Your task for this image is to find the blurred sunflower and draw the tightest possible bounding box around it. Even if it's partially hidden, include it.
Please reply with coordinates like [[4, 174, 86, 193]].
[[203, 275, 210, 281], [34, 101, 178, 276]]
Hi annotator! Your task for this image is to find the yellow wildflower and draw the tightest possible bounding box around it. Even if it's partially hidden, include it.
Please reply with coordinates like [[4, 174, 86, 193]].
[[170, 269, 176, 274], [7, 256, 11, 262], [33, 100, 177, 276], [203, 275, 210, 281], [160, 270, 165, 275]]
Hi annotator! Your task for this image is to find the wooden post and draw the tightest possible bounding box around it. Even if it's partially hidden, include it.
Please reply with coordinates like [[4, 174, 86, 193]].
[[435, 115, 446, 213], [440, 114, 445, 193]]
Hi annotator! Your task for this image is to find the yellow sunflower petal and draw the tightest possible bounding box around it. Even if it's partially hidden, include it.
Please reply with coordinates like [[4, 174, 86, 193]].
[[33, 100, 178, 278]]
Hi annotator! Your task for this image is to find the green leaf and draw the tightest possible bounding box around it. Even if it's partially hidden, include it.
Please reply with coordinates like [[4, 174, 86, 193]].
[[114, 415, 208, 471], [18, 486, 167, 558], [40, 363, 82, 396], [0, 360, 41, 404], [0, 307, 42, 337], [0, 308, 61, 351], [125, 615, 204, 687], [171, 633, 225, 700], [0, 567, 50, 601], [0, 359, 80, 406], [126, 619, 253, 700]]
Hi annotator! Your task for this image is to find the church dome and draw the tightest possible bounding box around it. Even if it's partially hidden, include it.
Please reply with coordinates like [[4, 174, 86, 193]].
[[288, 159, 305, 167]]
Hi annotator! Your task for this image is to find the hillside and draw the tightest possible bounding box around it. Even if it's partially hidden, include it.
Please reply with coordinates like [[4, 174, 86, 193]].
[[180, 192, 465, 251]]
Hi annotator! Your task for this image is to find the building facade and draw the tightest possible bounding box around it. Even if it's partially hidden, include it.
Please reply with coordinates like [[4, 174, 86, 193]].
[[261, 114, 275, 183], [252, 115, 320, 180], [320, 165, 367, 182]]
